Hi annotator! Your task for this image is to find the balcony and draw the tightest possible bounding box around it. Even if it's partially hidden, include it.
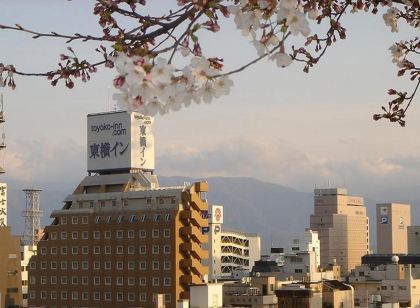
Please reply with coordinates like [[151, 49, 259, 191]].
[[180, 226, 208, 244], [180, 210, 208, 228], [180, 274, 202, 286], [180, 258, 207, 276], [183, 192, 208, 212], [180, 242, 209, 260]]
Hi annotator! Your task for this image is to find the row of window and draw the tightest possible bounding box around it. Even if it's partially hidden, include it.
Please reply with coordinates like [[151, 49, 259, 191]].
[[47, 228, 171, 241], [40, 244, 171, 256], [31, 260, 171, 271], [59, 212, 173, 225], [30, 290, 171, 303], [31, 276, 171, 287]]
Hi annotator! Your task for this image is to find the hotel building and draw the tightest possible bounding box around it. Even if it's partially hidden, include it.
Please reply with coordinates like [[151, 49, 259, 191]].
[[28, 111, 209, 308]]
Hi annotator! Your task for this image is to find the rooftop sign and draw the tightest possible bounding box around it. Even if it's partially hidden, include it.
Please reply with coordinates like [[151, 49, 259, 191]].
[[87, 111, 154, 172]]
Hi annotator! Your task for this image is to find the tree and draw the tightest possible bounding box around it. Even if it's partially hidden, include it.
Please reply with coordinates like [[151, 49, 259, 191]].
[[0, 0, 418, 125]]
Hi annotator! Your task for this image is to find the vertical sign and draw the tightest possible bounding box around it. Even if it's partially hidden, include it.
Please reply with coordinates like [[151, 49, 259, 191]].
[[0, 183, 7, 226], [131, 113, 155, 170], [210, 205, 224, 224]]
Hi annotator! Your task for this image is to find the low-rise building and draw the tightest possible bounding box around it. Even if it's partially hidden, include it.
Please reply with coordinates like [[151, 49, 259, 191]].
[[190, 283, 223, 308], [289, 229, 320, 268]]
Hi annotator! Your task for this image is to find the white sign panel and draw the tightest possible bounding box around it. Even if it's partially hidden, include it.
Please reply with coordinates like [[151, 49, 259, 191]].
[[211, 205, 223, 224], [87, 111, 154, 172], [0, 183, 7, 226]]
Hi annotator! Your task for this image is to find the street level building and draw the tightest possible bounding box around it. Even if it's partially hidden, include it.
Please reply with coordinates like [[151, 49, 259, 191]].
[[310, 187, 369, 276], [28, 111, 209, 308], [0, 226, 23, 308], [376, 203, 411, 254]]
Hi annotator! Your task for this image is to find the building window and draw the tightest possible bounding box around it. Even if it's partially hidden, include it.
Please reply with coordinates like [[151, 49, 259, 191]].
[[29, 290, 36, 299], [61, 291, 67, 300], [100, 200, 106, 207], [40, 247, 47, 255], [139, 293, 146, 302], [40, 276, 47, 284], [89, 201, 94, 208], [105, 230, 111, 239], [81, 276, 88, 285], [72, 231, 78, 239], [139, 277, 146, 286], [105, 276, 111, 285], [82, 292, 89, 300], [106, 216, 112, 223], [72, 216, 78, 224], [118, 215, 124, 223], [154, 214, 161, 222], [116, 246, 123, 254], [105, 246, 111, 254], [117, 292, 123, 302], [29, 276, 36, 285], [94, 261, 100, 270], [72, 246, 78, 255], [30, 261, 36, 269], [152, 261, 159, 270], [50, 276, 57, 284], [71, 291, 78, 300], [152, 277, 159, 286], [140, 214, 146, 222], [94, 276, 100, 285], [147, 198, 152, 205], [128, 245, 135, 254], [117, 261, 124, 270], [82, 216, 88, 224], [123, 199, 129, 207], [50, 247, 57, 255], [128, 230, 134, 238], [82, 231, 88, 239], [61, 261, 67, 270], [112, 200, 117, 207], [152, 245, 159, 254], [61, 247, 67, 255], [94, 216, 101, 223], [82, 246, 88, 254], [152, 229, 159, 238], [116, 230, 123, 239], [139, 245, 146, 254], [50, 291, 57, 300], [128, 261, 135, 270], [105, 261, 111, 270], [116, 276, 123, 286], [164, 277, 171, 286], [72, 276, 78, 285], [164, 229, 171, 238], [128, 293, 135, 302], [164, 261, 171, 270], [50, 232, 57, 240], [139, 261, 146, 270], [164, 245, 171, 254], [129, 215, 135, 222], [61, 231, 67, 240], [51, 261, 57, 269], [105, 292, 112, 301], [165, 213, 172, 221], [82, 261, 88, 270], [61, 216, 67, 225], [94, 292, 100, 301], [139, 229, 146, 238], [165, 294, 171, 303], [93, 231, 100, 239], [128, 277, 135, 286], [41, 261, 47, 270], [94, 246, 100, 254], [61, 276, 67, 285]]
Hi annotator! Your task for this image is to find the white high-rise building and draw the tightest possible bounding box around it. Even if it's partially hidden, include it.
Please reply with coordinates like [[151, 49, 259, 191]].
[[289, 229, 321, 268], [204, 205, 261, 280]]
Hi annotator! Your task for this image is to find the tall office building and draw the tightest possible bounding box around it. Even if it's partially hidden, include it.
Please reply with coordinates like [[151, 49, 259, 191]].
[[376, 203, 411, 254], [28, 111, 209, 308], [310, 188, 369, 276]]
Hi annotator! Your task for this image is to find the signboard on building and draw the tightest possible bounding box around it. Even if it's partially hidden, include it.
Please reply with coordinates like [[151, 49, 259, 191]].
[[210, 205, 223, 224], [0, 183, 7, 226], [380, 206, 388, 224], [87, 111, 154, 172]]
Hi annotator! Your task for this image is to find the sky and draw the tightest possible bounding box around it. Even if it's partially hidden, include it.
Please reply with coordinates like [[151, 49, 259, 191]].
[[0, 0, 419, 203]]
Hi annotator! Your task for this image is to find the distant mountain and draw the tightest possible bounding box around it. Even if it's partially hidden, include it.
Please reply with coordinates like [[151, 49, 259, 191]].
[[5, 175, 420, 253]]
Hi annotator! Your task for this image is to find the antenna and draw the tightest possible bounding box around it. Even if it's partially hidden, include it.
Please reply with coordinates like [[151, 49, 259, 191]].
[[22, 189, 43, 246], [0, 94, 5, 174]]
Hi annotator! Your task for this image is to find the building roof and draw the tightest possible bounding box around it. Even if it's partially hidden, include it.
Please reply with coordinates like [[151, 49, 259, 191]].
[[362, 254, 420, 265]]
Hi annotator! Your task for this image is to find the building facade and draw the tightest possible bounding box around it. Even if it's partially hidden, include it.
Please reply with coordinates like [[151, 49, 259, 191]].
[[28, 111, 209, 308], [408, 226, 420, 254], [205, 205, 261, 280], [376, 203, 411, 254], [289, 229, 320, 268], [310, 188, 369, 276], [0, 226, 23, 308]]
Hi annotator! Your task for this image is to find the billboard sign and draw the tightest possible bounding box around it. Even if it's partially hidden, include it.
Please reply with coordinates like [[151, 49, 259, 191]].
[[87, 111, 154, 172], [210, 205, 223, 224], [0, 183, 7, 226]]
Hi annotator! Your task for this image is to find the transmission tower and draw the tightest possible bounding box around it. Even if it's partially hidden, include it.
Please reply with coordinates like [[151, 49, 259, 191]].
[[22, 189, 43, 246]]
